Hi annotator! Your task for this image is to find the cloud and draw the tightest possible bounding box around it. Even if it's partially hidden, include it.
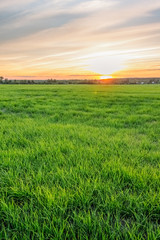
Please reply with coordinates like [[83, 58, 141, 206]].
[[0, 12, 86, 42], [106, 7, 160, 31], [0, 0, 116, 43]]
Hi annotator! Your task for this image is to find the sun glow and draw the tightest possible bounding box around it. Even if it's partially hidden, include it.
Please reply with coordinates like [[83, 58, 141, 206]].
[[100, 76, 113, 80]]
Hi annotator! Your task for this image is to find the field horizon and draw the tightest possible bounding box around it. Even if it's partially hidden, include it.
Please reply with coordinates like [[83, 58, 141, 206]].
[[1, 78, 160, 85]]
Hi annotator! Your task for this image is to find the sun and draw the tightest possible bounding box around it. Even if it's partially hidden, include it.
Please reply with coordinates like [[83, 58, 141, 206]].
[[100, 76, 113, 80]]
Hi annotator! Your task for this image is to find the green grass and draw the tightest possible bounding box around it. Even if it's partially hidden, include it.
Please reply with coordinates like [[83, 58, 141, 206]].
[[0, 85, 160, 240]]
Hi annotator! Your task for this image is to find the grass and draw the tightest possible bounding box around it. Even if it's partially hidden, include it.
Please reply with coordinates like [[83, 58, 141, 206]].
[[0, 84, 160, 240]]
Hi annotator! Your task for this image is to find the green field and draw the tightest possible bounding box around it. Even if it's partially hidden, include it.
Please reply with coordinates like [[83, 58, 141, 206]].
[[0, 85, 160, 240]]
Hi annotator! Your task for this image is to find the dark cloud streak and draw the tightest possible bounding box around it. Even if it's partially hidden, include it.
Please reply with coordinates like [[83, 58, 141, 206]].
[[0, 12, 86, 43]]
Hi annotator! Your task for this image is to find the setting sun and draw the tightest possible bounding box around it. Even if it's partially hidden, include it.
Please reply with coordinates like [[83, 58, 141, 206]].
[[100, 76, 113, 80]]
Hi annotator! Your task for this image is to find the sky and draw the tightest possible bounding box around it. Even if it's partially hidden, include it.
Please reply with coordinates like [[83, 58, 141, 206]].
[[1, 0, 160, 80]]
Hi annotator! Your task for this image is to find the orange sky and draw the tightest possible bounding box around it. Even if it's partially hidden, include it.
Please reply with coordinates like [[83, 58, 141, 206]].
[[1, 0, 160, 80]]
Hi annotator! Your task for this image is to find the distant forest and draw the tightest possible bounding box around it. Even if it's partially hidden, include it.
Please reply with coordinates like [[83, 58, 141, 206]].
[[0, 76, 160, 84]]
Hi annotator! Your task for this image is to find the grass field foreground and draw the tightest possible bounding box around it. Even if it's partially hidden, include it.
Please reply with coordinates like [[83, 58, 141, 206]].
[[0, 85, 160, 239]]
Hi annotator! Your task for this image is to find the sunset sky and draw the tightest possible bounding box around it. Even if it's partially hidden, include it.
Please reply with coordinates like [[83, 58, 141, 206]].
[[1, 0, 160, 80]]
